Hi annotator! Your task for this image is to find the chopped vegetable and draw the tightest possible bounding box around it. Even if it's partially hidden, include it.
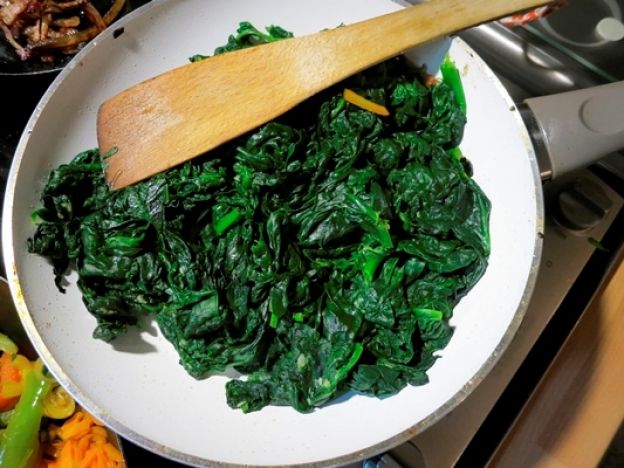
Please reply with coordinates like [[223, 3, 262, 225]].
[[42, 411, 124, 468], [343, 88, 390, 116], [42, 387, 75, 420], [0, 335, 17, 356], [0, 333, 121, 466], [0, 354, 21, 411], [0, 359, 53, 468], [1, 354, 32, 399], [440, 54, 467, 114], [28, 24, 489, 413], [0, 343, 33, 413]]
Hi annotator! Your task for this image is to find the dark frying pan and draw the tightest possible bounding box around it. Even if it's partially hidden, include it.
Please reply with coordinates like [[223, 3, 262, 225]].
[[0, 0, 151, 76]]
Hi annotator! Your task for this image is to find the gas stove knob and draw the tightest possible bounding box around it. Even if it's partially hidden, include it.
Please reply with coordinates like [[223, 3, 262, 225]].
[[554, 178, 613, 231]]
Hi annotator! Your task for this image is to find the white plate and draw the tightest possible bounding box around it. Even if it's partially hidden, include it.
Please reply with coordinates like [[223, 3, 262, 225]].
[[2, 0, 543, 465]]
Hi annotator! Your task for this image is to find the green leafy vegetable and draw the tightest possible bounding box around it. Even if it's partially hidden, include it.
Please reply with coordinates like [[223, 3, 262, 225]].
[[440, 54, 466, 115], [28, 24, 490, 413]]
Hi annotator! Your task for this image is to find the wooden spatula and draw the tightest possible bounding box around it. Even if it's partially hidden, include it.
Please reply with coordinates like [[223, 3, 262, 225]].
[[98, 0, 550, 190]]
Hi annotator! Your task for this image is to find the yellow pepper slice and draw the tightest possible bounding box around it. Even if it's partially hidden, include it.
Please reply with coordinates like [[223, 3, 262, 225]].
[[0, 354, 33, 399], [343, 88, 390, 116]]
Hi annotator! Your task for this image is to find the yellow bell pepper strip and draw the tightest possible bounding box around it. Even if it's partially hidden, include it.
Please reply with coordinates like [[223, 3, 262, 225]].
[[343, 89, 390, 116], [0, 359, 53, 468], [1, 355, 34, 400], [0, 353, 33, 411]]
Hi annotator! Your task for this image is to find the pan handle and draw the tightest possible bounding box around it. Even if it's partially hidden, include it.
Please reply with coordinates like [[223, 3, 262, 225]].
[[522, 80, 624, 180]]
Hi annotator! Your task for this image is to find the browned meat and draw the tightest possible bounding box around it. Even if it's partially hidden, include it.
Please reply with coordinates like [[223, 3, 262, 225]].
[[0, 0, 126, 62], [0, 0, 30, 26]]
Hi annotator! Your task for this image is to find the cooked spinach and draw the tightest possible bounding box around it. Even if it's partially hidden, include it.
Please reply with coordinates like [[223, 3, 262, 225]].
[[28, 23, 490, 413]]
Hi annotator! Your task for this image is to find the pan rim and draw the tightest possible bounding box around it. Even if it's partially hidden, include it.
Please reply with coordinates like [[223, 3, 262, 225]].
[[1, 2, 544, 466]]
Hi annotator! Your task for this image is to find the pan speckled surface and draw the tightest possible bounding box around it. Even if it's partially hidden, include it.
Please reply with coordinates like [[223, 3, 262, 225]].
[[2, 0, 543, 465]]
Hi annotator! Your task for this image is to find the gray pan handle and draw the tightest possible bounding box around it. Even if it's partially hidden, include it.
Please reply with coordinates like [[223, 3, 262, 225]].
[[523, 80, 624, 180]]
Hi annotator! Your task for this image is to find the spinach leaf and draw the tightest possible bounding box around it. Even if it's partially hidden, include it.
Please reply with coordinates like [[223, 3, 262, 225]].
[[28, 24, 490, 412]]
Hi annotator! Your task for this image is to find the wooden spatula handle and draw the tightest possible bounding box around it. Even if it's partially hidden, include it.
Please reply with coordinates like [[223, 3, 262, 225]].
[[305, 0, 549, 88], [99, 0, 550, 190]]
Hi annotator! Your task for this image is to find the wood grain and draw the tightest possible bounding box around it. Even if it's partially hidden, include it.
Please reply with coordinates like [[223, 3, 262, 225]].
[[489, 251, 624, 468], [97, 0, 549, 189]]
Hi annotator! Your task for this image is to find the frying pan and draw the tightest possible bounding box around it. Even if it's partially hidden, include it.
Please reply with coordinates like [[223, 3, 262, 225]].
[[1, 0, 623, 466]]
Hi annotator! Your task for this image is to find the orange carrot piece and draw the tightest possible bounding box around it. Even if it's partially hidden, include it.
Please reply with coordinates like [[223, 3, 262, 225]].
[[103, 443, 124, 462], [90, 426, 107, 442], [76, 434, 90, 457], [58, 412, 91, 440], [81, 446, 99, 467], [41, 409, 126, 467]]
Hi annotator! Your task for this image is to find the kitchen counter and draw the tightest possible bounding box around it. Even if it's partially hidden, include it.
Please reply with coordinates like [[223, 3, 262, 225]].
[[490, 250, 624, 467]]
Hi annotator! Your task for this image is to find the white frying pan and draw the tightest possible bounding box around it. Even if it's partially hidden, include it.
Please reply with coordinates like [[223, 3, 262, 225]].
[[2, 0, 623, 466]]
